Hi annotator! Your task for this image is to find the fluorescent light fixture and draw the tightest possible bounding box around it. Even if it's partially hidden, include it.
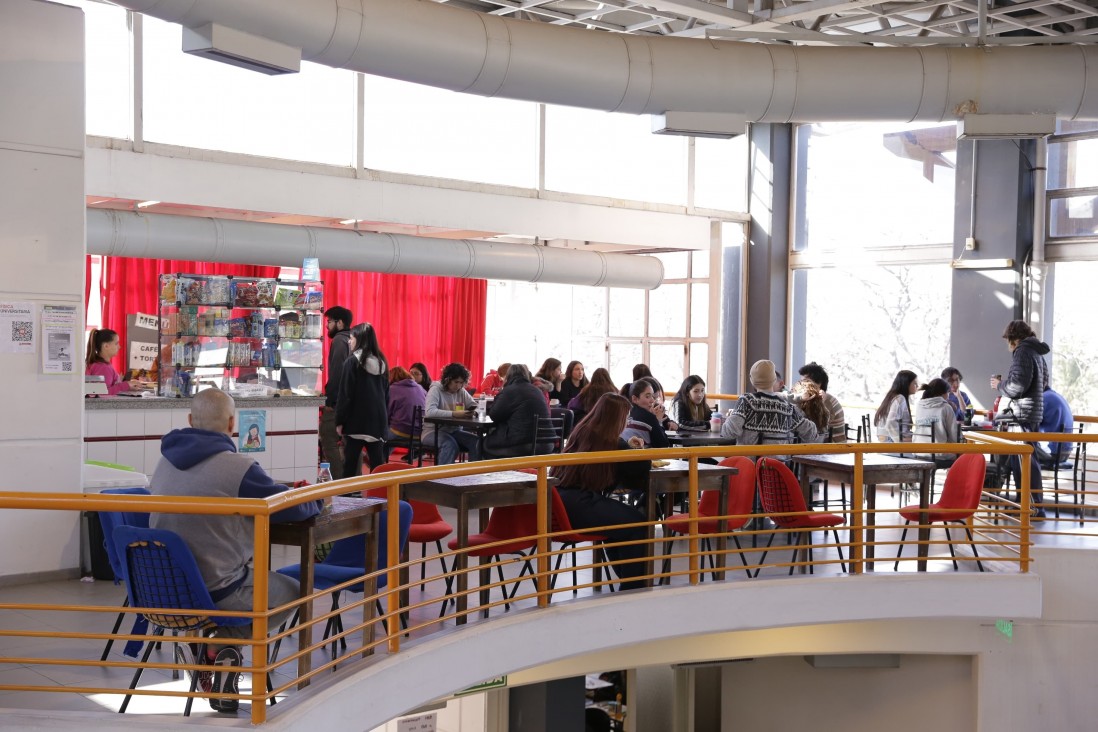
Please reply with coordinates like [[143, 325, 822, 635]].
[[182, 23, 301, 75], [135, 200, 160, 208], [957, 114, 1055, 140], [951, 258, 1015, 269], [339, 219, 362, 226], [651, 111, 747, 139]]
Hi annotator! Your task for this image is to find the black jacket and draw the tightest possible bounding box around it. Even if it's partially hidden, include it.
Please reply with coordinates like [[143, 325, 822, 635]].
[[485, 381, 550, 453], [336, 353, 389, 438], [324, 329, 352, 407], [1000, 336, 1050, 427]]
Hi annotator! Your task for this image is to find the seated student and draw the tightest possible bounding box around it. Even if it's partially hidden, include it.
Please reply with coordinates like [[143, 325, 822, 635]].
[[650, 384, 679, 432], [912, 378, 959, 466], [941, 366, 973, 421], [796, 362, 847, 443], [621, 377, 671, 449], [484, 364, 550, 457], [423, 362, 480, 465], [550, 393, 650, 591], [149, 388, 321, 713], [669, 375, 713, 430], [568, 367, 616, 424], [387, 365, 426, 440], [477, 362, 510, 396], [533, 358, 564, 403], [722, 360, 818, 452], [1039, 386, 1075, 468], [557, 360, 588, 408], [790, 379, 832, 438], [874, 370, 919, 443]]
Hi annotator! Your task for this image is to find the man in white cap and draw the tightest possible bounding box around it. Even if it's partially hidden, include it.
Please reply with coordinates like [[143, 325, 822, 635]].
[[721, 359, 819, 450]]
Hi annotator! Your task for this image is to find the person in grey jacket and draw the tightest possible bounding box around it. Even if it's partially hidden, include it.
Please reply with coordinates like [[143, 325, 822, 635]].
[[150, 387, 321, 711], [990, 320, 1050, 519], [912, 378, 958, 465]]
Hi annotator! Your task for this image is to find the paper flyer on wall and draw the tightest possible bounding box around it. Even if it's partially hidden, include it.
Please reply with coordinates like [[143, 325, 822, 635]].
[[41, 304, 77, 374], [0, 301, 36, 354], [238, 409, 267, 452]]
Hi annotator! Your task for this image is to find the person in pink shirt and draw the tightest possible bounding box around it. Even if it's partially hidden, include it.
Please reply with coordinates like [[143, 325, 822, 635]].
[[85, 328, 138, 395]]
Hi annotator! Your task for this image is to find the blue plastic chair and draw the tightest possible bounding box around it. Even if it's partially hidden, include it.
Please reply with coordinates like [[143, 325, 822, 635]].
[[96, 487, 151, 661], [111, 525, 251, 716], [274, 501, 413, 660]]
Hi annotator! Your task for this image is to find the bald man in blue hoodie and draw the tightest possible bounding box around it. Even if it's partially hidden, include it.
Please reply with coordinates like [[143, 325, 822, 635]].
[[150, 387, 320, 712]]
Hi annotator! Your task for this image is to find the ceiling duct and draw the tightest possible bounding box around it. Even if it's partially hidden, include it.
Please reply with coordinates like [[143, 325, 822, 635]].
[[86, 209, 665, 290], [112, 0, 1098, 121]]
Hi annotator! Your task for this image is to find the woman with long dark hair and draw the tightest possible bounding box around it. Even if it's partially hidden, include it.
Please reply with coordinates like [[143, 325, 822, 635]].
[[85, 328, 139, 395], [409, 362, 432, 392], [534, 358, 564, 403], [670, 375, 712, 430], [874, 370, 919, 443], [558, 360, 589, 408], [621, 377, 671, 448], [568, 367, 616, 424], [912, 377, 958, 464], [336, 323, 390, 476], [551, 393, 649, 591]]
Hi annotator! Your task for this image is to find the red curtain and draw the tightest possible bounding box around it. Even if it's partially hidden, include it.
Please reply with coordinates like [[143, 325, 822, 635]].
[[92, 257, 486, 379]]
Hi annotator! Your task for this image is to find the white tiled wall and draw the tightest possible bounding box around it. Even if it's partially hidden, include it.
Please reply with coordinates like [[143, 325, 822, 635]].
[[83, 406, 319, 480]]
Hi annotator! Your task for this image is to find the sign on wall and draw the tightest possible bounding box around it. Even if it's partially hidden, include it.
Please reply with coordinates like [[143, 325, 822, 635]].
[[238, 409, 267, 452], [41, 304, 77, 374], [127, 312, 160, 370]]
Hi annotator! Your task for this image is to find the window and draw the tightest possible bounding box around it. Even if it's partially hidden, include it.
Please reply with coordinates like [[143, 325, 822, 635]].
[[1051, 261, 1098, 416], [694, 135, 748, 212], [80, 0, 132, 139], [544, 105, 687, 205], [362, 75, 537, 187], [143, 17, 356, 166], [794, 122, 957, 251]]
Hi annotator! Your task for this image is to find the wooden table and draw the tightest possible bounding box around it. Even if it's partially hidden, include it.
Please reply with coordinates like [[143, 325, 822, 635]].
[[664, 431, 737, 448], [269, 495, 384, 685], [791, 454, 935, 572], [402, 470, 554, 624], [648, 460, 739, 584], [424, 413, 495, 460]]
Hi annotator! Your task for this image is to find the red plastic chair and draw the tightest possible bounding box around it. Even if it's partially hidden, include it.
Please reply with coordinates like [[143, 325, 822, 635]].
[[755, 458, 846, 576], [447, 504, 539, 613], [548, 486, 610, 594], [894, 452, 986, 572], [662, 457, 757, 579], [366, 462, 455, 611]]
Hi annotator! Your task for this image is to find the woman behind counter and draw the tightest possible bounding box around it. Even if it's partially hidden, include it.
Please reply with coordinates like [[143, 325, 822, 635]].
[[85, 328, 139, 395]]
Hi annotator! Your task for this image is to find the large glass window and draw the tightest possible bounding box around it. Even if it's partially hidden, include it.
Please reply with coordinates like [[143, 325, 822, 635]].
[[797, 264, 953, 407], [794, 122, 957, 251], [544, 106, 688, 205], [694, 135, 749, 212], [362, 76, 537, 187], [142, 17, 356, 166], [1051, 261, 1098, 416], [78, 0, 132, 139]]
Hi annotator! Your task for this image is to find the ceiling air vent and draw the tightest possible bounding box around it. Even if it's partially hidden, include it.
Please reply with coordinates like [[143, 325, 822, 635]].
[[182, 23, 301, 76]]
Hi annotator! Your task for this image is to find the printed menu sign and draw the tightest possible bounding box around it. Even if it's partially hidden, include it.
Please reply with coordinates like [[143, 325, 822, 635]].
[[41, 305, 77, 374]]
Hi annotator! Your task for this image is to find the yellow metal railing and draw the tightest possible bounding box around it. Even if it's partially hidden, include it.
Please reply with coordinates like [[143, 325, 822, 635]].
[[0, 428, 1088, 722]]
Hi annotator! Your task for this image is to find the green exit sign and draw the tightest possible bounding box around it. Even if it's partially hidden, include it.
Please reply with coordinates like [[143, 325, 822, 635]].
[[995, 619, 1013, 641], [456, 675, 507, 696]]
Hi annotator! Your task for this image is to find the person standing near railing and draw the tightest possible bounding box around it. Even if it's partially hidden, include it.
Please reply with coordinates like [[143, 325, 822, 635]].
[[149, 387, 321, 713], [551, 393, 650, 591], [991, 319, 1050, 520]]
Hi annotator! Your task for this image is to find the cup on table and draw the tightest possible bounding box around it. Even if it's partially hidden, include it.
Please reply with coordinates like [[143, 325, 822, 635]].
[[454, 404, 464, 413], [964, 407, 974, 426]]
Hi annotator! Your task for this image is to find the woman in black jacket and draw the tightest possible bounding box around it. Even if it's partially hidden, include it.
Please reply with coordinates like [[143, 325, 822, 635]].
[[991, 319, 1050, 519], [550, 393, 650, 591], [484, 364, 550, 457], [336, 323, 389, 477]]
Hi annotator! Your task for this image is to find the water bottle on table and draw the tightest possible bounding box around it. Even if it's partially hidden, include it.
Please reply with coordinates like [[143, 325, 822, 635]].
[[315, 462, 334, 560]]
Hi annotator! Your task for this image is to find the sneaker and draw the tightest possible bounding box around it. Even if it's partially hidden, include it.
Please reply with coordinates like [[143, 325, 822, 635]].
[[1031, 508, 1047, 522], [174, 642, 213, 694], [208, 646, 242, 713]]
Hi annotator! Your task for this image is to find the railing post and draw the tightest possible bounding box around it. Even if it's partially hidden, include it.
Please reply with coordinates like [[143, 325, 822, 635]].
[[1019, 445, 1031, 574], [252, 513, 271, 725], [688, 455, 699, 585], [537, 467, 550, 608], [851, 452, 864, 575], [388, 482, 402, 653]]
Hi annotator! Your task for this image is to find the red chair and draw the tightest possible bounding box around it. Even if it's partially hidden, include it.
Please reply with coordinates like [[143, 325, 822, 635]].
[[755, 458, 846, 576], [548, 486, 610, 594], [447, 504, 539, 613], [366, 462, 455, 612], [662, 457, 757, 579], [894, 452, 986, 572]]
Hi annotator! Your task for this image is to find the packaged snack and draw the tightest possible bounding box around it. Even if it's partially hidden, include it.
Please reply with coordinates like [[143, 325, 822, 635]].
[[160, 275, 177, 303], [255, 279, 276, 307], [228, 317, 248, 338]]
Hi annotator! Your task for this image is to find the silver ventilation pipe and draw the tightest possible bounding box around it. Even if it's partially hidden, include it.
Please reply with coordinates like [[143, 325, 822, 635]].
[[112, 0, 1098, 121], [86, 209, 665, 289]]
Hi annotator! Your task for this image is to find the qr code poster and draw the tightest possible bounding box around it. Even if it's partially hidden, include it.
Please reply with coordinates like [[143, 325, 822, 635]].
[[41, 305, 77, 375], [0, 302, 36, 354]]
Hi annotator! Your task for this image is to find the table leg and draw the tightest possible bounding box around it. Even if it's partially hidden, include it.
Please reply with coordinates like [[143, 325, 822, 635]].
[[646, 487, 657, 587], [295, 528, 314, 689], [454, 498, 469, 625], [713, 479, 729, 581], [478, 507, 491, 618], [865, 483, 877, 572], [917, 470, 931, 572], [363, 519, 378, 653]]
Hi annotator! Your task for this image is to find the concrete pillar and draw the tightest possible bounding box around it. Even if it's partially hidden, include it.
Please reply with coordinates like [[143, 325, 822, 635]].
[[507, 677, 584, 732]]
